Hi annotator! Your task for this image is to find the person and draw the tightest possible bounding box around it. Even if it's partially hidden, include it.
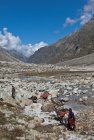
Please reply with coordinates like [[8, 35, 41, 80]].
[[67, 108, 76, 130], [12, 85, 16, 99]]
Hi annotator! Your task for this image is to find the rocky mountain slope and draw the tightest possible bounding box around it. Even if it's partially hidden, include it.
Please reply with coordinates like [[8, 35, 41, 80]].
[[28, 17, 94, 64], [58, 53, 94, 66], [9, 50, 27, 62], [0, 47, 19, 62]]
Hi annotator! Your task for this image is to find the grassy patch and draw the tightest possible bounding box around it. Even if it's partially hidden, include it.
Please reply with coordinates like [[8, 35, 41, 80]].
[[0, 111, 7, 125], [0, 101, 15, 108], [0, 128, 17, 140], [10, 128, 24, 137], [5, 102, 15, 108], [25, 116, 34, 122], [18, 70, 68, 77], [0, 101, 5, 106], [34, 124, 53, 133]]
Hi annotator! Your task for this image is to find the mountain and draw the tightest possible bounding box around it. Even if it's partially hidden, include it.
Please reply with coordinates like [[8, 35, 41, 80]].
[[57, 53, 94, 66], [0, 47, 19, 62], [9, 50, 27, 62], [28, 17, 94, 64]]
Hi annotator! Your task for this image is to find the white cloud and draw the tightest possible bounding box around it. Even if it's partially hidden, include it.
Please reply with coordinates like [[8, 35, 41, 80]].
[[80, 13, 92, 25], [63, 17, 77, 27], [33, 42, 48, 52], [84, 0, 94, 13], [63, 0, 94, 27], [80, 0, 94, 25], [16, 44, 34, 57], [0, 28, 48, 57]]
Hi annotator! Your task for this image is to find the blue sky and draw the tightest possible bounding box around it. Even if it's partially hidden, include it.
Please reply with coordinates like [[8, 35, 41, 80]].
[[0, 0, 94, 56]]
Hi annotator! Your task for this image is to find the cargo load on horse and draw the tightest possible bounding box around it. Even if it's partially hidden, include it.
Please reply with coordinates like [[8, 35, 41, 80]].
[[40, 91, 52, 101]]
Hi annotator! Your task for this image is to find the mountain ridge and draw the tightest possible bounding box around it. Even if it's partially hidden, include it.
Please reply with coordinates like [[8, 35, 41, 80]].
[[8, 50, 27, 62], [0, 47, 19, 62], [28, 17, 94, 64]]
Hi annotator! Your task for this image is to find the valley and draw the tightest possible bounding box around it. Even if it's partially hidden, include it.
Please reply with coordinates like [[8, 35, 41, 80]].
[[0, 61, 94, 140]]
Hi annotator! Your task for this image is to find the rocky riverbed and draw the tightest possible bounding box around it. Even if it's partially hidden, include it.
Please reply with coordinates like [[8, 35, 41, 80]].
[[0, 61, 94, 140]]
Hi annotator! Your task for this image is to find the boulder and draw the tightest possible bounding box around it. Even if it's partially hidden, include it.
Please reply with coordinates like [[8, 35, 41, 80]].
[[34, 117, 44, 123], [28, 123, 35, 129], [28, 117, 44, 128], [51, 97, 64, 105], [59, 97, 69, 102], [41, 101, 56, 112], [20, 99, 33, 107], [48, 90, 58, 97]]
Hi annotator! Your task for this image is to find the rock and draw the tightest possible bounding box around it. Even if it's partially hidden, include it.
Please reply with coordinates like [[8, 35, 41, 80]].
[[82, 90, 88, 94], [66, 86, 72, 90], [58, 88, 64, 94], [59, 97, 69, 102], [34, 117, 44, 123], [53, 126, 65, 134], [31, 102, 42, 109], [73, 88, 78, 94], [20, 99, 33, 107], [48, 90, 58, 97], [41, 101, 56, 112], [17, 125, 26, 130], [0, 98, 4, 101], [79, 98, 83, 102], [51, 97, 64, 105], [63, 90, 68, 95], [17, 119, 28, 125], [28, 123, 35, 129], [82, 96, 88, 100], [92, 89, 94, 92], [16, 137, 25, 140], [28, 117, 44, 128], [3, 124, 14, 131]]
